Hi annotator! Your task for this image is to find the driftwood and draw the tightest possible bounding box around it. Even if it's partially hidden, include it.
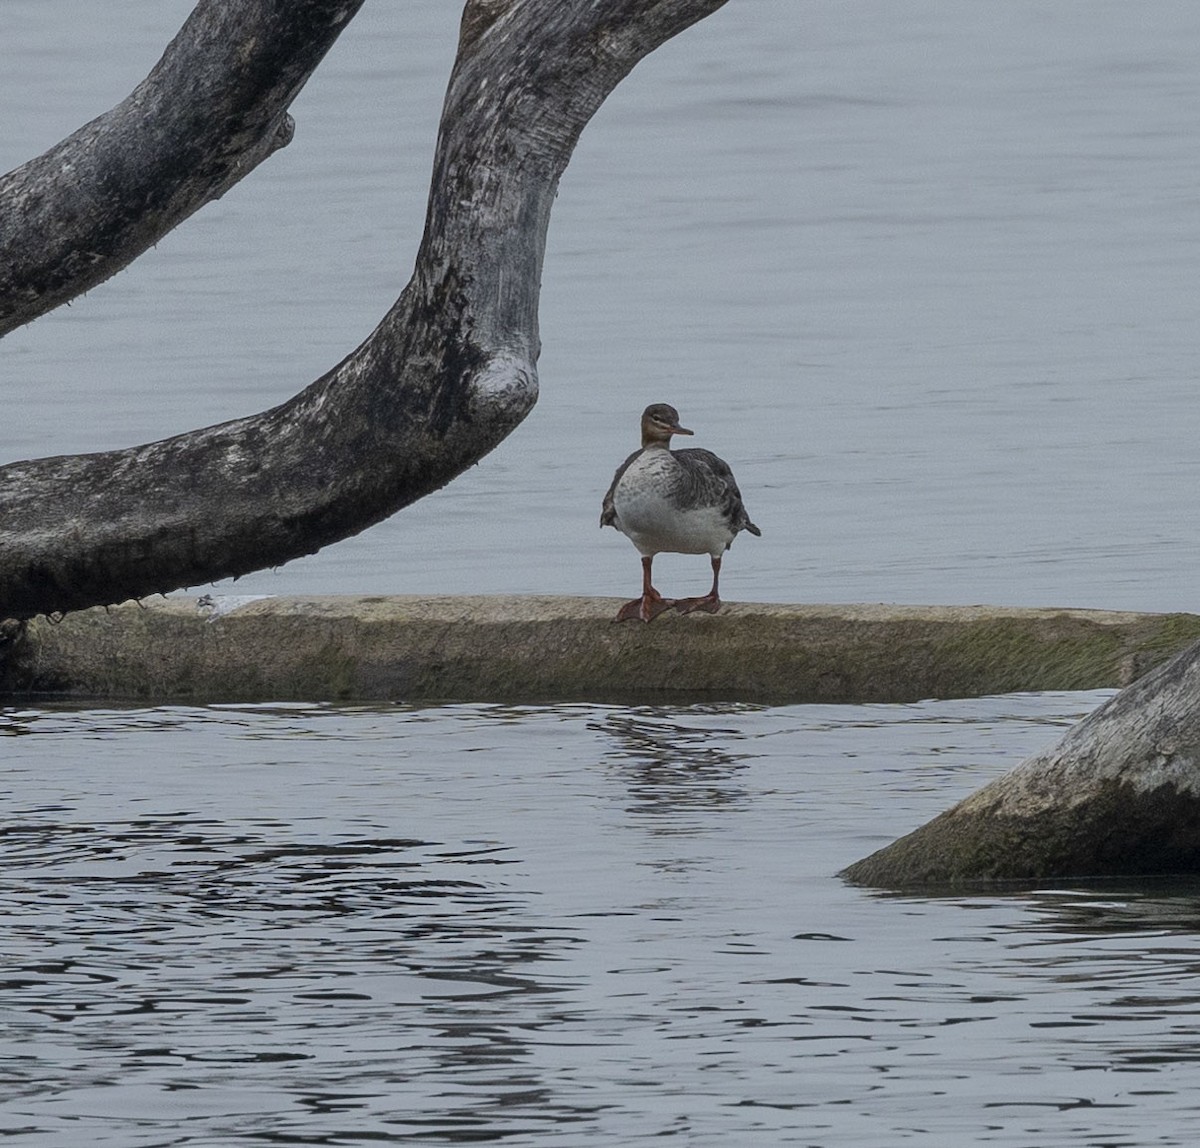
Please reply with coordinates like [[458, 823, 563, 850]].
[[0, 0, 728, 620], [0, 0, 364, 338], [841, 639, 1200, 888]]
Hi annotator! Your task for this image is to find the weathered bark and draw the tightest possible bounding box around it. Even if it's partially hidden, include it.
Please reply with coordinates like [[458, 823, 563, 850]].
[[0, 0, 365, 336], [0, 0, 728, 620], [841, 638, 1200, 888]]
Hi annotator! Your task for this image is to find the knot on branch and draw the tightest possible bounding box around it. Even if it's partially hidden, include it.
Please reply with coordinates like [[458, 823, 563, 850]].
[[468, 349, 538, 428]]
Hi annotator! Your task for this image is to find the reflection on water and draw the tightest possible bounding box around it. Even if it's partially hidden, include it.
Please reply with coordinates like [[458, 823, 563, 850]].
[[5, 693, 1200, 1145], [592, 707, 754, 829]]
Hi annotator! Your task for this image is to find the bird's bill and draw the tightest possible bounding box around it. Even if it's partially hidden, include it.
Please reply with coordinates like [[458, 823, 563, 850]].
[[670, 424, 694, 436]]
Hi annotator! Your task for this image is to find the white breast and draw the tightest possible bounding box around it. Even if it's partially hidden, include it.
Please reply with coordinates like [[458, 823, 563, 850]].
[[611, 451, 735, 557]]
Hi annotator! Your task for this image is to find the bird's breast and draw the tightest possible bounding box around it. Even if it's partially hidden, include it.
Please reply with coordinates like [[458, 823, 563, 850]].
[[611, 451, 734, 557]]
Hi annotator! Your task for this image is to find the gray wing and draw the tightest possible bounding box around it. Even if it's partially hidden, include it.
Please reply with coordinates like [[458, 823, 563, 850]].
[[672, 447, 761, 539], [601, 448, 643, 527]]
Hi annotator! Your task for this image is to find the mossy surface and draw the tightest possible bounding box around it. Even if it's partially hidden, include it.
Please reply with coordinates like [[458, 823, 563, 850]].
[[841, 777, 1200, 888], [3, 596, 1199, 705]]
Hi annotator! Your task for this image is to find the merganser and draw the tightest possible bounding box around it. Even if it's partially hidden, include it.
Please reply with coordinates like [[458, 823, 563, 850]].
[[601, 403, 760, 623]]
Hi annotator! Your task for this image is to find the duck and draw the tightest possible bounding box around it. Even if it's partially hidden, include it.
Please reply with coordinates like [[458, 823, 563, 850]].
[[601, 403, 761, 623]]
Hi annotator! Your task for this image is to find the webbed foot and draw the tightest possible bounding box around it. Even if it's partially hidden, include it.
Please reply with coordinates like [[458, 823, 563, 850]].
[[614, 594, 675, 623], [674, 594, 721, 615]]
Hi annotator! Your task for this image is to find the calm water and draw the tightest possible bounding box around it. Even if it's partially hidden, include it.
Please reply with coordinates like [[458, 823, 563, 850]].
[[5, 3, 1200, 1145], [9, 690, 1200, 1146], [4, 2, 1200, 610]]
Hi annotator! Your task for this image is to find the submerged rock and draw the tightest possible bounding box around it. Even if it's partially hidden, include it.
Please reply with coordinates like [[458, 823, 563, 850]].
[[842, 638, 1200, 887]]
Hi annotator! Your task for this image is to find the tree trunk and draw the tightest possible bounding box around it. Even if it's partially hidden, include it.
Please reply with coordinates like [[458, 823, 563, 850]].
[[841, 639, 1200, 889], [0, 0, 728, 621]]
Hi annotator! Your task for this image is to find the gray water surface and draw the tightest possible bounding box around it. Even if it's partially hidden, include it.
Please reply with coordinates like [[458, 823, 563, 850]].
[[5, 4, 1200, 1145], [5, 2, 1200, 610], [8, 692, 1200, 1146]]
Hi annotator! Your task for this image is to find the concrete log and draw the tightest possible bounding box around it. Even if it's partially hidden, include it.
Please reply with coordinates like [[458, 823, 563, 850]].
[[2, 596, 1198, 705], [842, 637, 1200, 888]]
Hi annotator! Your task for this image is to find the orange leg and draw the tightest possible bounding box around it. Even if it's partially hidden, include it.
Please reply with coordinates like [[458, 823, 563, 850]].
[[675, 555, 723, 615], [614, 555, 675, 623]]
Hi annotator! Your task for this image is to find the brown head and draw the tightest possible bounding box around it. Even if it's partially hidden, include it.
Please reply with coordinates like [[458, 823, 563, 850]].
[[640, 403, 694, 448]]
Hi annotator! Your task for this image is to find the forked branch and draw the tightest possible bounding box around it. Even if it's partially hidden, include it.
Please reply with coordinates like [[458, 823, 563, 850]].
[[0, 0, 728, 620]]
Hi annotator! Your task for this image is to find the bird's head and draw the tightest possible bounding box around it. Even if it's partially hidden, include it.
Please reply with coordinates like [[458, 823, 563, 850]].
[[640, 403, 693, 447]]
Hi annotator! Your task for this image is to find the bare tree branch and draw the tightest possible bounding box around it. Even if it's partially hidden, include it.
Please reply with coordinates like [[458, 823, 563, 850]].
[[0, 0, 365, 336], [0, 0, 729, 620]]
